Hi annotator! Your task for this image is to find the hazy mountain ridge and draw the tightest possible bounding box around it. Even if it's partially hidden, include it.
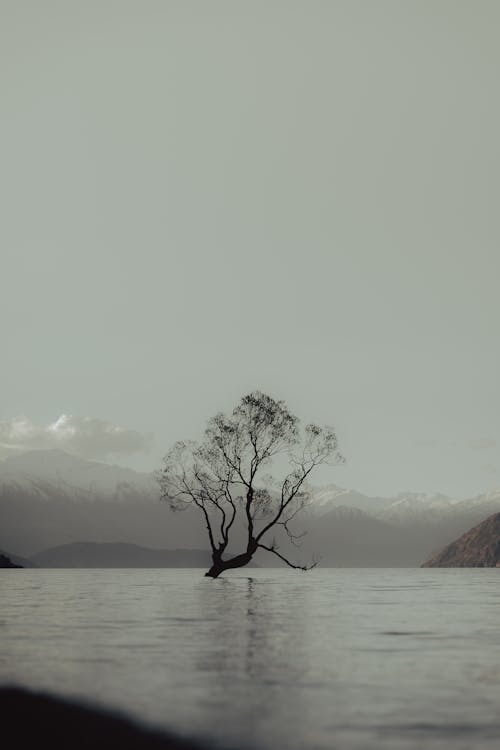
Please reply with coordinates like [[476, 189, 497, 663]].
[[302, 505, 426, 566], [0, 450, 206, 556], [2, 450, 500, 565], [31, 542, 213, 568]]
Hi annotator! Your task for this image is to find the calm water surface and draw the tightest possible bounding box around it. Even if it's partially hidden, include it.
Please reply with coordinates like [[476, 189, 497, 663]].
[[1, 569, 500, 750]]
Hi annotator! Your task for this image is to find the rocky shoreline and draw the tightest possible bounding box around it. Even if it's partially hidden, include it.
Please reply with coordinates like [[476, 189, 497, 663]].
[[422, 512, 500, 567]]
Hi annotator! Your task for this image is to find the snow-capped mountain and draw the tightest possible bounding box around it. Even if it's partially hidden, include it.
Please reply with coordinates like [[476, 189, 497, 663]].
[[308, 484, 394, 515], [0, 449, 157, 502], [378, 492, 457, 525]]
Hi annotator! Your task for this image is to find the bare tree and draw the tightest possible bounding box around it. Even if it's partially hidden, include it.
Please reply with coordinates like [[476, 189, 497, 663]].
[[157, 392, 343, 578]]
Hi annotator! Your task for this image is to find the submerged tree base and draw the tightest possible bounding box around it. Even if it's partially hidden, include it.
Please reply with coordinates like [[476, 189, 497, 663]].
[[204, 566, 223, 578], [204, 551, 255, 578], [205, 544, 257, 578]]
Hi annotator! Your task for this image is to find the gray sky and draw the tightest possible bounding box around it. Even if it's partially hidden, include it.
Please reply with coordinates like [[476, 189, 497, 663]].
[[2, 1, 499, 498]]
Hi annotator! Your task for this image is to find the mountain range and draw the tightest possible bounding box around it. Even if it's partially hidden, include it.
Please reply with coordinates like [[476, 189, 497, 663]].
[[2, 449, 500, 567]]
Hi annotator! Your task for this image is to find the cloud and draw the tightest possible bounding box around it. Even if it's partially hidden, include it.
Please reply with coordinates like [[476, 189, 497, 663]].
[[469, 437, 497, 451], [0, 414, 153, 460]]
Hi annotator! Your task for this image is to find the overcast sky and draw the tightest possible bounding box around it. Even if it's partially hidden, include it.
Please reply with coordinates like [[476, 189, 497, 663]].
[[2, 1, 499, 498]]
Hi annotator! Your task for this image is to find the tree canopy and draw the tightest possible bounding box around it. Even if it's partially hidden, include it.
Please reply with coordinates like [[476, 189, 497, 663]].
[[157, 392, 343, 577]]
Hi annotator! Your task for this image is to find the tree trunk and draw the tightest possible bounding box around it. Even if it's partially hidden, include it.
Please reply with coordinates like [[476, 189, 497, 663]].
[[204, 547, 256, 578]]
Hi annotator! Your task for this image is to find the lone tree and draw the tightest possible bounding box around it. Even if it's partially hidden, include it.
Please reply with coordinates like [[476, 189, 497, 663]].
[[157, 392, 343, 578]]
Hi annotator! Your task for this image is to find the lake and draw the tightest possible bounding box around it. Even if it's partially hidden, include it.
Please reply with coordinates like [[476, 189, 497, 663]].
[[1, 569, 500, 750]]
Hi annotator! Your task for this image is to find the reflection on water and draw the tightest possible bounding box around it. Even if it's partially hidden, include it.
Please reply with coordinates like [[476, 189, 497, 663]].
[[195, 576, 309, 748], [1, 568, 500, 750]]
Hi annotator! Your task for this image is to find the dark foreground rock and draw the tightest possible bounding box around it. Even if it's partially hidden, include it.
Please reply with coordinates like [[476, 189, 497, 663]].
[[0, 553, 22, 568], [422, 512, 500, 567], [0, 687, 205, 750]]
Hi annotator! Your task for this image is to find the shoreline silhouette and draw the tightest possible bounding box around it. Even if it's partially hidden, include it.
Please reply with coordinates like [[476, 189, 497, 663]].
[[0, 686, 207, 750]]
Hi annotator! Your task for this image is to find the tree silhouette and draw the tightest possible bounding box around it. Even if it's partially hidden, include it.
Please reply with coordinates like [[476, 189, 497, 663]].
[[157, 392, 343, 577]]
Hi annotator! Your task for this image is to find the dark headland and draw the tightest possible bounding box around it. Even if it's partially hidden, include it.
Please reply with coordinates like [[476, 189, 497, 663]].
[[422, 512, 500, 567], [0, 553, 22, 568]]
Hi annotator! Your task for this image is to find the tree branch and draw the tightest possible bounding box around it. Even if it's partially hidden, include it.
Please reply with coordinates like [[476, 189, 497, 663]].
[[257, 543, 317, 571]]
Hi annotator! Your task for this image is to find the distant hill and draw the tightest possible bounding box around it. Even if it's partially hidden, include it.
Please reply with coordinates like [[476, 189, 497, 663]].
[[32, 542, 212, 568], [422, 513, 500, 567]]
